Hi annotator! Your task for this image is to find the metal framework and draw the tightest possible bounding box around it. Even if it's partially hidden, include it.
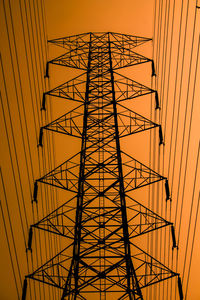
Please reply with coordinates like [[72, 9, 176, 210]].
[[23, 32, 183, 300]]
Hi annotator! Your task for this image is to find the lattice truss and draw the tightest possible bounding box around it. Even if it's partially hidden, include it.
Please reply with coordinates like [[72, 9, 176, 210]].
[[23, 32, 183, 300]]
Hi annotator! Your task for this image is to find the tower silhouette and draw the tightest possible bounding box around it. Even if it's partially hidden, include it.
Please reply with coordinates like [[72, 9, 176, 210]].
[[23, 32, 183, 300]]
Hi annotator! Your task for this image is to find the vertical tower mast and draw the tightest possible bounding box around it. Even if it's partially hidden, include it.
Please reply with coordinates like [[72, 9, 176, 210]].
[[23, 32, 183, 300]]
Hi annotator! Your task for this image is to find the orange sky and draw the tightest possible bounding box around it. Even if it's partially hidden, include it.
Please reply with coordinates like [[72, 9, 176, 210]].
[[0, 0, 200, 299]]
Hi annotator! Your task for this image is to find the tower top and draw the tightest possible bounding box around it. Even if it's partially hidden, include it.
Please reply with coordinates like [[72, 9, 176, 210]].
[[47, 32, 152, 71]]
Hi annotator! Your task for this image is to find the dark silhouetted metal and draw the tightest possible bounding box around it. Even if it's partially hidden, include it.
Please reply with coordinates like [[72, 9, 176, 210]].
[[25, 32, 182, 300]]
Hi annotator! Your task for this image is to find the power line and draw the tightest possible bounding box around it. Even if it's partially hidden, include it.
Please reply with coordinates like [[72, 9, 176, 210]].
[[182, 142, 200, 281], [0, 167, 21, 300], [185, 191, 200, 299]]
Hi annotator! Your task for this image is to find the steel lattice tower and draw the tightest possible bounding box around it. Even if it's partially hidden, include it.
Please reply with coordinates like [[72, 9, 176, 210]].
[[23, 32, 183, 300]]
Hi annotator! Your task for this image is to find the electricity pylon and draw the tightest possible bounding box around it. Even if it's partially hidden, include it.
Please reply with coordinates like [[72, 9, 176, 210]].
[[22, 32, 183, 300]]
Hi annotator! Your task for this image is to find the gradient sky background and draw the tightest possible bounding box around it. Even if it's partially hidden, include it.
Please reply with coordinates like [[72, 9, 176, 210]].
[[0, 0, 200, 299]]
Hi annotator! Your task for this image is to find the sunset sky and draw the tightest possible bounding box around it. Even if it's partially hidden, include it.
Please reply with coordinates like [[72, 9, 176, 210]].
[[0, 0, 200, 299]]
